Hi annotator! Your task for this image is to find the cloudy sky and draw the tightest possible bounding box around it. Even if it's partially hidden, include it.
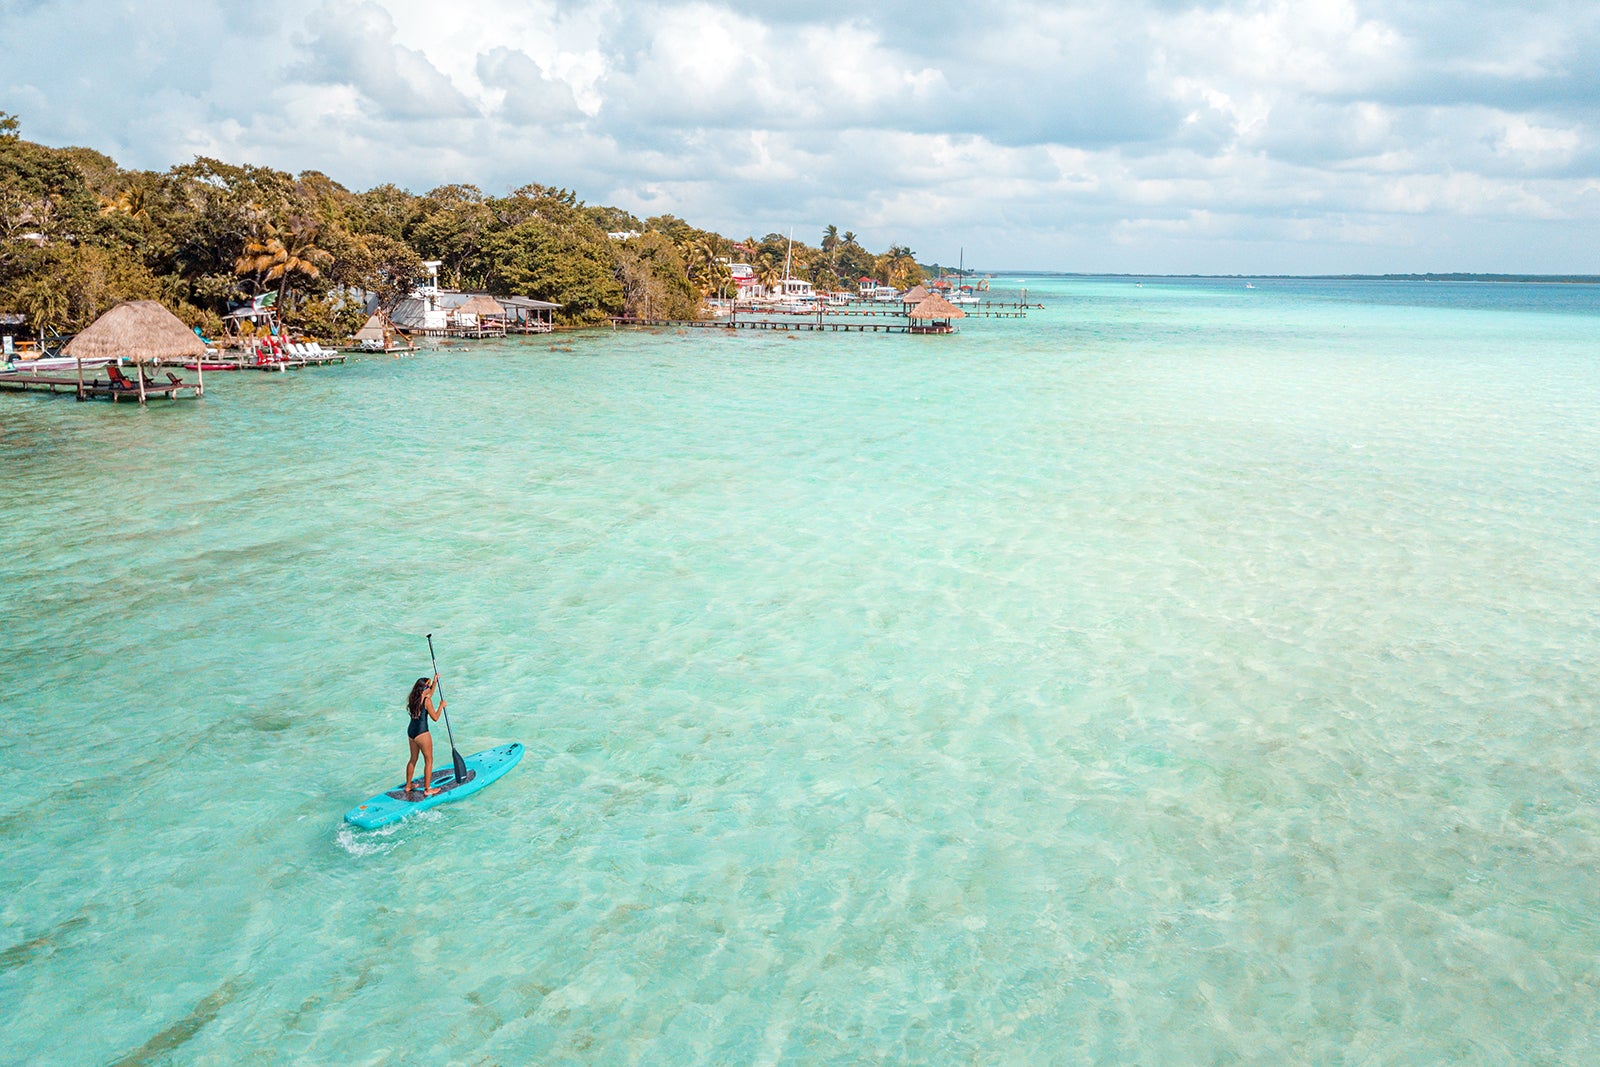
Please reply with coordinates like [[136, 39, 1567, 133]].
[[4, 0, 1597, 273]]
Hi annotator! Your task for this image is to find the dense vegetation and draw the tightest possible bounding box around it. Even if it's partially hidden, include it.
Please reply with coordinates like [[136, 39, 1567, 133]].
[[0, 112, 934, 339]]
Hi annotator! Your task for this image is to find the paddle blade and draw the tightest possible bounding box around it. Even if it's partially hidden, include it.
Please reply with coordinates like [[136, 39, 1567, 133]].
[[452, 748, 468, 782]]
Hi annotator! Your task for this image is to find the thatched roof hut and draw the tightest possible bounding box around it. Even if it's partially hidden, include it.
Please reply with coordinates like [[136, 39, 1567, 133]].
[[453, 294, 505, 318], [909, 294, 966, 320], [908, 294, 967, 334], [63, 301, 206, 364], [353, 314, 387, 342], [901, 284, 932, 304]]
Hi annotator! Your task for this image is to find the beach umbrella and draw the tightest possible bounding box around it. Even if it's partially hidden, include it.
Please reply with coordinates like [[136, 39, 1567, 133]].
[[63, 300, 207, 404]]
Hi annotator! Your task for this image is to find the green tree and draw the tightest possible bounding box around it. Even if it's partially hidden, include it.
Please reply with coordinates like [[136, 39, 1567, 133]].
[[347, 184, 420, 240], [408, 184, 493, 290], [488, 218, 621, 323], [145, 157, 298, 312], [7, 242, 165, 334], [324, 229, 424, 309]]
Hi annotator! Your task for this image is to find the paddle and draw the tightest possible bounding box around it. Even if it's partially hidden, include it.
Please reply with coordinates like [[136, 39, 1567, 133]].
[[426, 633, 470, 783]]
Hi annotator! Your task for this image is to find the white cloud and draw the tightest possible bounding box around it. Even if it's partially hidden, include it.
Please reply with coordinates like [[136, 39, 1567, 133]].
[[0, 0, 1596, 272]]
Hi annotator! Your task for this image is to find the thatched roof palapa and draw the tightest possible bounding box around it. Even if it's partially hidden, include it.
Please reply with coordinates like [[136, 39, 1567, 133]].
[[63, 300, 207, 363], [453, 295, 505, 317], [901, 284, 932, 304], [353, 313, 390, 341], [908, 294, 967, 321]]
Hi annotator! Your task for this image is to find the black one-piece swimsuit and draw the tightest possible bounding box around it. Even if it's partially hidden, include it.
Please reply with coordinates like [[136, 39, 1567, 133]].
[[407, 709, 429, 740]]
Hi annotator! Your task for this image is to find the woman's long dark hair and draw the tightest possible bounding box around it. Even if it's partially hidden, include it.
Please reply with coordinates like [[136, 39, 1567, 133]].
[[407, 677, 431, 719]]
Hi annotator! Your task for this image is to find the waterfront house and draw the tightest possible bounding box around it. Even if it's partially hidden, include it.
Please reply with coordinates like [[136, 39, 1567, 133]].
[[389, 291, 560, 336], [724, 261, 762, 301]]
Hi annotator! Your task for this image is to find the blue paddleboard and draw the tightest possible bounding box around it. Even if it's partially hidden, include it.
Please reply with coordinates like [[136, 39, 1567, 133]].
[[344, 742, 523, 829]]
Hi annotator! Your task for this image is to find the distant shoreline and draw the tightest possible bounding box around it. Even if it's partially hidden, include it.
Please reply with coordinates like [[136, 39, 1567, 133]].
[[986, 272, 1600, 284]]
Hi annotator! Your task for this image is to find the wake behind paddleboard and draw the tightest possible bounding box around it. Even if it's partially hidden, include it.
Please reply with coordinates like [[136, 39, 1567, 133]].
[[344, 742, 523, 829]]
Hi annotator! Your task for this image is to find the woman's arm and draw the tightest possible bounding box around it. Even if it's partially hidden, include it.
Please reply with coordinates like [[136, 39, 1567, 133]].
[[427, 694, 445, 721]]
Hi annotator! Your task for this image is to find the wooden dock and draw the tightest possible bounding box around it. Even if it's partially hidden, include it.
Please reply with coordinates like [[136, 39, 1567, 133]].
[[612, 317, 912, 333], [702, 302, 1040, 322], [197, 348, 349, 372], [0, 369, 202, 403]]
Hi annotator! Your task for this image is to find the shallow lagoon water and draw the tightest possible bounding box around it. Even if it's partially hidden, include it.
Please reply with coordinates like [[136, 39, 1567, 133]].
[[3, 277, 1600, 1063]]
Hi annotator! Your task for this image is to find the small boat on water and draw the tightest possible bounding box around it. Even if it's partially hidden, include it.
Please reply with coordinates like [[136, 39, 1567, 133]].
[[946, 248, 980, 305], [765, 228, 819, 312]]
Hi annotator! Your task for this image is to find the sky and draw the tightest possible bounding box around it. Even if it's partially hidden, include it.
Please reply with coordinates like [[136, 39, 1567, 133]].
[[2, 0, 1598, 274]]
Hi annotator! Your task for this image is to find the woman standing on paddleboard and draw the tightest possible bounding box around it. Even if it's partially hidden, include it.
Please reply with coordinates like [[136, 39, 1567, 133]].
[[405, 676, 446, 797]]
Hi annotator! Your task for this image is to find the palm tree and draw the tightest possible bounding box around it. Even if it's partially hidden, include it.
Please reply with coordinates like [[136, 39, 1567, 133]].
[[99, 183, 149, 221], [683, 237, 730, 299], [755, 253, 783, 297], [879, 245, 920, 290], [843, 231, 857, 248], [821, 225, 839, 268], [234, 218, 331, 328]]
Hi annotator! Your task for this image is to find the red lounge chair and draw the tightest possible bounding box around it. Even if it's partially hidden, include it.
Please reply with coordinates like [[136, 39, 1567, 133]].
[[105, 365, 141, 390]]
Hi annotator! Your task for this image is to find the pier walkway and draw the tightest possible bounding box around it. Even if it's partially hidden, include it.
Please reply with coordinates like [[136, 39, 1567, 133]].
[[0, 368, 202, 402], [612, 317, 912, 333]]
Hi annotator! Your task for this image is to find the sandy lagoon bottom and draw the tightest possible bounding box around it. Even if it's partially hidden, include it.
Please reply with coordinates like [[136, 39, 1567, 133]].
[[3, 277, 1599, 1063]]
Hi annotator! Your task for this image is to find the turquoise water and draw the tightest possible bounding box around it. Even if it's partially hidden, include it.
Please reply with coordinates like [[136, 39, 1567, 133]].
[[3, 277, 1600, 1064]]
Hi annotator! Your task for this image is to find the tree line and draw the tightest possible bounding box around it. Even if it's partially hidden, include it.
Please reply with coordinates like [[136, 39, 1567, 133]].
[[0, 112, 935, 338]]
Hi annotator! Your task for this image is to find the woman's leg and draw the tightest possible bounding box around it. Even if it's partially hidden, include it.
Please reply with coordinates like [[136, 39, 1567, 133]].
[[406, 736, 422, 791], [419, 733, 439, 796]]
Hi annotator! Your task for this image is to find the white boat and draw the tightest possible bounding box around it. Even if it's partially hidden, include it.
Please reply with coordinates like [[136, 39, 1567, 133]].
[[764, 228, 819, 311], [946, 249, 979, 305]]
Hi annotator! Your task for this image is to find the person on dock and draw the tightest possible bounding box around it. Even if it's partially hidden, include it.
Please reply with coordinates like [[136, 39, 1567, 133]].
[[404, 675, 446, 796]]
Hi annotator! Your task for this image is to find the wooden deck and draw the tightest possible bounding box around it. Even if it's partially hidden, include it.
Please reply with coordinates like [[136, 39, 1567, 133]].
[[198, 349, 349, 372], [612, 317, 914, 333], [0, 370, 202, 402]]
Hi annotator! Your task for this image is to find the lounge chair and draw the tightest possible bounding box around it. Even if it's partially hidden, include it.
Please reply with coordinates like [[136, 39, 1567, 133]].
[[105, 365, 141, 390], [166, 372, 186, 386]]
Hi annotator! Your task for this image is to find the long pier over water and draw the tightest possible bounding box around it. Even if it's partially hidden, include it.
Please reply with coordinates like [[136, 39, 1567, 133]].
[[611, 298, 1042, 333]]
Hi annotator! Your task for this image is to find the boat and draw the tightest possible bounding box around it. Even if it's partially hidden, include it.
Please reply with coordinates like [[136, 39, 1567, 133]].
[[947, 248, 979, 305], [766, 228, 819, 311]]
